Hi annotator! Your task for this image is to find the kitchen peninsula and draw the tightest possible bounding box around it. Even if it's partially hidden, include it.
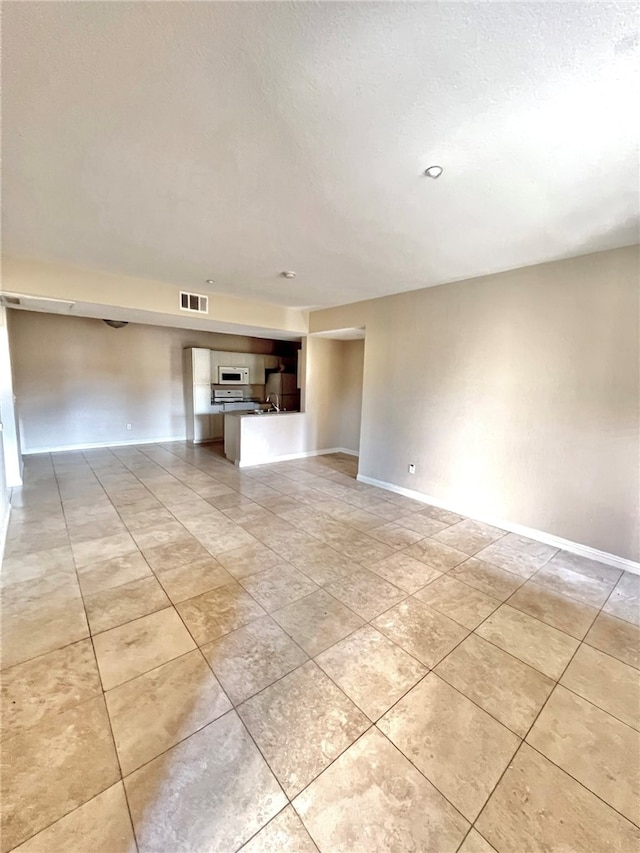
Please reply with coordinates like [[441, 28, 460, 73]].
[[224, 410, 307, 467]]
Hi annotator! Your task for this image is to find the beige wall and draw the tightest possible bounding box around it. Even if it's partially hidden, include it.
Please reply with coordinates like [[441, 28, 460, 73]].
[[8, 311, 297, 452], [310, 246, 640, 561], [301, 337, 364, 454], [336, 339, 364, 453]]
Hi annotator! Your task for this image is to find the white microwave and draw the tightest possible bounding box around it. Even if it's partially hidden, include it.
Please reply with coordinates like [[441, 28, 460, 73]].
[[218, 366, 249, 385]]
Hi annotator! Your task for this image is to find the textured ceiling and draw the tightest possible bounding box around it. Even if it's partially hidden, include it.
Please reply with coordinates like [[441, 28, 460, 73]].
[[2, 1, 638, 309]]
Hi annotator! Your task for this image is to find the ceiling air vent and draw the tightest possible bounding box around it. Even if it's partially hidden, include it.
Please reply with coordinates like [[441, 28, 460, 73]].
[[180, 291, 209, 314]]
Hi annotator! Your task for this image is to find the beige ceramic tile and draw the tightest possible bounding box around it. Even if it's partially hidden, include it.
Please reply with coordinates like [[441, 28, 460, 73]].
[[238, 660, 369, 797], [476, 604, 579, 679], [414, 574, 500, 629], [458, 829, 497, 853], [506, 579, 598, 639], [272, 589, 364, 656], [449, 557, 522, 600], [472, 541, 549, 579], [131, 520, 193, 550], [0, 545, 74, 589], [67, 517, 128, 546], [120, 505, 175, 531], [156, 557, 234, 603], [372, 597, 468, 667], [335, 531, 395, 565], [604, 572, 640, 626], [84, 575, 170, 634], [476, 744, 640, 853], [106, 649, 231, 774], [585, 611, 640, 669], [1, 596, 90, 670], [367, 550, 442, 593], [325, 569, 405, 620], [0, 639, 100, 740], [77, 551, 152, 596], [498, 532, 558, 562], [1, 568, 81, 611], [71, 532, 138, 569], [241, 806, 317, 853], [547, 550, 623, 584], [417, 504, 465, 525], [379, 673, 518, 820], [202, 615, 307, 705], [527, 686, 640, 825], [216, 543, 283, 579], [435, 634, 554, 736], [432, 519, 505, 556], [560, 643, 639, 729], [142, 536, 212, 572], [316, 625, 427, 720], [293, 727, 468, 852], [93, 606, 196, 690], [533, 563, 615, 608], [404, 539, 469, 571], [287, 542, 359, 585], [368, 522, 425, 549], [125, 711, 287, 852], [0, 696, 120, 853], [10, 783, 136, 853], [394, 513, 449, 537], [5, 527, 69, 558], [176, 581, 266, 644], [239, 564, 318, 611]]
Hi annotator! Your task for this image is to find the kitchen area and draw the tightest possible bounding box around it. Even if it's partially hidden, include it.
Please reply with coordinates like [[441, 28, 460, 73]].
[[184, 346, 301, 464]]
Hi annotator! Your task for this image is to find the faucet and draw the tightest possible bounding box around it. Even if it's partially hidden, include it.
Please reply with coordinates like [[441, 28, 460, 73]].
[[266, 393, 280, 412]]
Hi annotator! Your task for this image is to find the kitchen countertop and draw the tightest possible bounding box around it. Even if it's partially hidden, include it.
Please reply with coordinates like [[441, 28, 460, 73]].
[[224, 410, 300, 417]]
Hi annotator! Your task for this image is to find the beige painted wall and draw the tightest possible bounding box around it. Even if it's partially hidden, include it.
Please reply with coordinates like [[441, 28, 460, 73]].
[[336, 339, 364, 453], [310, 246, 640, 561], [301, 337, 364, 454], [8, 311, 297, 452]]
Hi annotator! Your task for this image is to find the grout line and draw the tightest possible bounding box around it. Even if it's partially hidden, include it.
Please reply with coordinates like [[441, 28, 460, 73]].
[[8, 445, 638, 849], [54, 449, 141, 853]]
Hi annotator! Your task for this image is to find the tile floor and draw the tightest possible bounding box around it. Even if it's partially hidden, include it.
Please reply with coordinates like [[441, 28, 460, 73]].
[[1, 443, 639, 852]]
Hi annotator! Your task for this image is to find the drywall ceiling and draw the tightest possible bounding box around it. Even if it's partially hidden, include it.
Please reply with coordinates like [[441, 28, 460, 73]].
[[2, 2, 638, 309]]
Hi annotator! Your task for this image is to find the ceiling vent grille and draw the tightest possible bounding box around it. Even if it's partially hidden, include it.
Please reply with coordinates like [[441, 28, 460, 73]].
[[180, 291, 209, 314]]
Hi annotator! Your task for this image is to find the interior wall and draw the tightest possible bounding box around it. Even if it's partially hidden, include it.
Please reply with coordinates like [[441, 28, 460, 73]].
[[336, 339, 365, 453], [301, 336, 365, 454], [301, 337, 343, 451], [0, 305, 22, 487], [310, 245, 640, 561], [8, 311, 298, 452]]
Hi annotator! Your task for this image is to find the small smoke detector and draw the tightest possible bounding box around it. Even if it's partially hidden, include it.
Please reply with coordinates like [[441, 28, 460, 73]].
[[103, 319, 129, 329], [281, 271, 296, 279]]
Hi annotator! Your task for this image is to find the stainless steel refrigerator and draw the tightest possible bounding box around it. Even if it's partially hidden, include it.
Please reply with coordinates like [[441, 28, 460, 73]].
[[265, 372, 299, 411]]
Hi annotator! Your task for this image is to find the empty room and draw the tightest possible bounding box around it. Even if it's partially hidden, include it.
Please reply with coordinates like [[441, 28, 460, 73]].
[[1, 2, 639, 852]]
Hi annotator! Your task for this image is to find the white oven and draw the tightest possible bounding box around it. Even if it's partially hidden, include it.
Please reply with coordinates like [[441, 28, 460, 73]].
[[218, 366, 249, 385]]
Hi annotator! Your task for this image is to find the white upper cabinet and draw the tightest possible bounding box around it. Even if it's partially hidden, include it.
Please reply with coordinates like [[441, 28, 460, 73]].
[[247, 354, 265, 384], [192, 348, 211, 384]]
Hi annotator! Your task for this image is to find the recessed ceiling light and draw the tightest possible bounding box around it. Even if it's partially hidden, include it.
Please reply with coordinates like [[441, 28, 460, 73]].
[[205, 279, 215, 285], [424, 165, 443, 179], [281, 271, 296, 279]]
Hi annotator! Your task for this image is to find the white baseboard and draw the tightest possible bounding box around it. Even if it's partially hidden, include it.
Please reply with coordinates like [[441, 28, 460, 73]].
[[22, 436, 187, 455], [0, 499, 11, 563], [238, 447, 359, 468], [357, 474, 640, 576]]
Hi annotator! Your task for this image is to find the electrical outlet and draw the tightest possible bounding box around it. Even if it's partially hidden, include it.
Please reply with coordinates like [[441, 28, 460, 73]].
[[408, 463, 416, 474], [126, 423, 132, 431]]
